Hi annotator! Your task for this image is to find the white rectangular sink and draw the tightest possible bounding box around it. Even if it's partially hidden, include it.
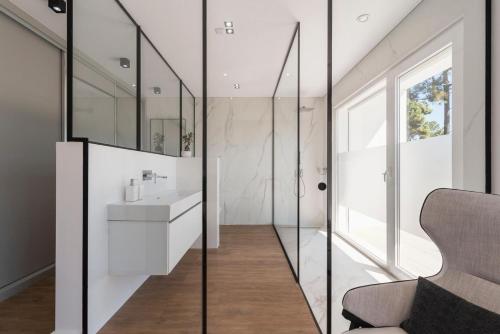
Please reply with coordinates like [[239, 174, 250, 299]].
[[107, 190, 202, 276], [107, 190, 202, 222]]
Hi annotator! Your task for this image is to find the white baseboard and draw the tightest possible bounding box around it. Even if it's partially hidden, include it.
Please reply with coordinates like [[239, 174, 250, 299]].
[[0, 264, 55, 302]]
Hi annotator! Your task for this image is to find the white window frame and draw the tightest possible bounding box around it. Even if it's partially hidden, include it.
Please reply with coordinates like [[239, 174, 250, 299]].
[[334, 21, 464, 280]]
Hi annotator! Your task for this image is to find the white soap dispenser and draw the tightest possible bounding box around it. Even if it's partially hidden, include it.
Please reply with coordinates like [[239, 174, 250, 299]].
[[125, 178, 140, 202]]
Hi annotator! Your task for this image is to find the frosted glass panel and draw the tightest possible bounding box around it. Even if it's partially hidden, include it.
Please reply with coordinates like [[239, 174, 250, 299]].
[[337, 83, 387, 261]]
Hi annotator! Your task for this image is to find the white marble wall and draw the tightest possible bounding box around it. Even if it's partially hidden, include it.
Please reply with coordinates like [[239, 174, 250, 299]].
[[207, 98, 273, 225], [299, 97, 327, 228], [201, 97, 326, 227]]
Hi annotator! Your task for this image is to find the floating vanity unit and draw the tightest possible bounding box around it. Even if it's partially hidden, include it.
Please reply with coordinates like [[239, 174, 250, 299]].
[[107, 190, 202, 276]]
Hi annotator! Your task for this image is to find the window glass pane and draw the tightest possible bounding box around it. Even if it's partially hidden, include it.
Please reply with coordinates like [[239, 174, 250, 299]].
[[337, 80, 387, 262], [397, 47, 451, 277]]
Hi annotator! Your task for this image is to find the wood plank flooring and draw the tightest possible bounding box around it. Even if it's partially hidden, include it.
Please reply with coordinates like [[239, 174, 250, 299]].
[[0, 274, 54, 334], [101, 225, 318, 334]]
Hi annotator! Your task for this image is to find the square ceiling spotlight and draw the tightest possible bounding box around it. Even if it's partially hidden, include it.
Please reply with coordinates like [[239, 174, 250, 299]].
[[234, 83, 240, 89], [153, 87, 162, 95], [120, 57, 130, 69], [224, 21, 233, 28], [226, 28, 234, 35], [48, 0, 66, 13]]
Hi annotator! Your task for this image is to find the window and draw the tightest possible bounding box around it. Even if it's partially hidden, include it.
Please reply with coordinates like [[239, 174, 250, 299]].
[[337, 80, 387, 262], [335, 26, 463, 280], [396, 47, 452, 277]]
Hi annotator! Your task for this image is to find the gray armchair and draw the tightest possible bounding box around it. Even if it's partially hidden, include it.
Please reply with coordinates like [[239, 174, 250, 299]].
[[341, 189, 500, 333]]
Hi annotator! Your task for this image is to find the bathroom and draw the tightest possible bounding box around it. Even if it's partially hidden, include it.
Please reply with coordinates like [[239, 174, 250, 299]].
[[0, 0, 495, 333]]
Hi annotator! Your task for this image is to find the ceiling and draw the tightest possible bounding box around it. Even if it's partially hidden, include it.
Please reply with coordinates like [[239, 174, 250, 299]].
[[9, 0, 421, 97]]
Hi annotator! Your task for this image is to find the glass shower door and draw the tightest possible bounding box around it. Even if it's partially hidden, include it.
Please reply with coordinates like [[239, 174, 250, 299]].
[[273, 28, 299, 276]]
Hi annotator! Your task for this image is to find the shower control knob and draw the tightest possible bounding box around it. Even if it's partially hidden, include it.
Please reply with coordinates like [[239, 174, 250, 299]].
[[318, 182, 327, 191]]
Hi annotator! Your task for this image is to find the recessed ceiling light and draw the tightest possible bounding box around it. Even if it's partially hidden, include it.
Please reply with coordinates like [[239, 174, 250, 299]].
[[286, 72, 291, 77], [226, 28, 234, 35], [48, 0, 66, 13], [131, 83, 137, 87], [223, 73, 228, 77], [153, 87, 161, 95], [356, 14, 370, 23], [234, 83, 240, 89], [120, 57, 130, 69], [224, 21, 233, 28]]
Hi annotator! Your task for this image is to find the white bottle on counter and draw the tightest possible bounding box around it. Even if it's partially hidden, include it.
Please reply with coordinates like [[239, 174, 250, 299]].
[[125, 179, 140, 202]]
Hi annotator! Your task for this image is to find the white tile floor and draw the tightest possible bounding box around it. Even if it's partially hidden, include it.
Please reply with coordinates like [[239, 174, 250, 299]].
[[275, 226, 393, 334]]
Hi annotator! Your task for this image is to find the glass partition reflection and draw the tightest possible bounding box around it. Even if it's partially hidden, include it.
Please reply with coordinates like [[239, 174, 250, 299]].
[[273, 28, 299, 276], [73, 0, 137, 148], [182, 84, 195, 156], [141, 35, 181, 156], [71, 0, 202, 333]]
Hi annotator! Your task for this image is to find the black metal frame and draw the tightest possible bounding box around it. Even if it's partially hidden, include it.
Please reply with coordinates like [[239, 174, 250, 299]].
[[271, 22, 323, 333], [271, 22, 300, 282], [202, 0, 208, 332], [326, 1, 333, 333], [485, 0, 492, 194], [271, 22, 326, 333]]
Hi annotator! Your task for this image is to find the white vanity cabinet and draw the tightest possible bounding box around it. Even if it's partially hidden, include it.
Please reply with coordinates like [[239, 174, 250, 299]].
[[107, 190, 202, 276]]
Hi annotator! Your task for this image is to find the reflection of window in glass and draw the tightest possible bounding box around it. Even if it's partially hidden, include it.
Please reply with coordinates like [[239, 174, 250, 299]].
[[406, 68, 452, 142]]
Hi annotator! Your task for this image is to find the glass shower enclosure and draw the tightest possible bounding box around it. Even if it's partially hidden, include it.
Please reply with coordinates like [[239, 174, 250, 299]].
[[272, 23, 327, 333]]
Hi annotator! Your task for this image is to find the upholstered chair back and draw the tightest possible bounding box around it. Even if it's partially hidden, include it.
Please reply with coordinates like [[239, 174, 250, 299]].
[[421, 189, 500, 284]]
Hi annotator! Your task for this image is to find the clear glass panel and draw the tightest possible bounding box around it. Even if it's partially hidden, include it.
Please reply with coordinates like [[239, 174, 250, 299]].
[[274, 31, 299, 275], [182, 85, 195, 156], [299, 95, 328, 332], [73, 77, 116, 145], [116, 86, 137, 148], [141, 34, 181, 156], [73, 0, 137, 147], [337, 80, 387, 262], [397, 47, 452, 277]]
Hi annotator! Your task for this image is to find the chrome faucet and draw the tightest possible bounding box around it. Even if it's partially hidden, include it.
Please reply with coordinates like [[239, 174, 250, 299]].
[[142, 170, 168, 184], [153, 173, 168, 184]]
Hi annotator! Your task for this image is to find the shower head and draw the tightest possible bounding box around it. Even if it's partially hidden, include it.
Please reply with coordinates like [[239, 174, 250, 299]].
[[300, 106, 315, 112]]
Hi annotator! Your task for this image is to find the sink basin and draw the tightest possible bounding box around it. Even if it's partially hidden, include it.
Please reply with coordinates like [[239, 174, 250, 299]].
[[107, 190, 202, 222]]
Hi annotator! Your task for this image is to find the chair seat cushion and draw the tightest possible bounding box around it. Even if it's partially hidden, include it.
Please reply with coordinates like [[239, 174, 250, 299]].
[[401, 277, 500, 334], [346, 327, 407, 334]]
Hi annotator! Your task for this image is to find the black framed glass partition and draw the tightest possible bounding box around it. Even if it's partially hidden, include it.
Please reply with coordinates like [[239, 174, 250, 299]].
[[70, 0, 196, 156], [72, 0, 137, 148], [67, 0, 202, 333], [273, 24, 300, 278]]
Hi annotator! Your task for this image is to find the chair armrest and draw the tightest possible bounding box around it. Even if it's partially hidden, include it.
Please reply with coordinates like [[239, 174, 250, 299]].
[[342, 280, 418, 327]]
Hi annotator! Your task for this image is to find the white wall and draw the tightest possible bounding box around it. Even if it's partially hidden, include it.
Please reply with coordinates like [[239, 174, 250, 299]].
[[56, 143, 201, 334], [86, 144, 177, 334]]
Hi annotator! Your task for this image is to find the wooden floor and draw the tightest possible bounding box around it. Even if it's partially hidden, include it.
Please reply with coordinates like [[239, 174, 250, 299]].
[[0, 274, 54, 334], [101, 225, 318, 334]]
